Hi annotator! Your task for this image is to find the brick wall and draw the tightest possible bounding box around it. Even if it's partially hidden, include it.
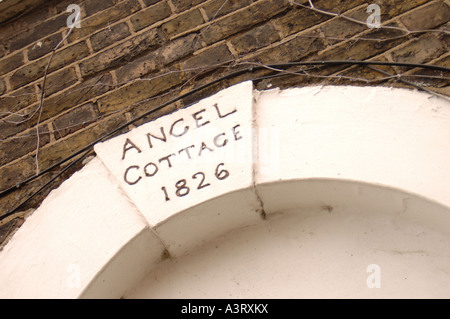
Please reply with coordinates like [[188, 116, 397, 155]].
[[0, 0, 449, 247]]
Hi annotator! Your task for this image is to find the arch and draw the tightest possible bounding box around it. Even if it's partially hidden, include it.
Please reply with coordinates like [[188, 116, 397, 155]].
[[0, 83, 449, 298], [123, 179, 450, 299]]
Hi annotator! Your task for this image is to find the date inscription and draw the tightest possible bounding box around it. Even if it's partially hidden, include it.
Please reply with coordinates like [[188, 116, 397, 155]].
[[161, 163, 229, 201], [118, 102, 244, 204]]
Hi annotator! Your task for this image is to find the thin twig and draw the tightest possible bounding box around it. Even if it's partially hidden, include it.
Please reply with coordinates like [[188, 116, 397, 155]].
[[240, 61, 393, 83], [368, 65, 450, 102], [34, 12, 80, 175], [193, 0, 229, 50]]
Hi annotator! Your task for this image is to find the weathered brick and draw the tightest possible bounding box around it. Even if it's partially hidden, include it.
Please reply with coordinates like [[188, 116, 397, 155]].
[[98, 71, 186, 114], [0, 125, 50, 166], [0, 159, 91, 225], [0, 52, 24, 77], [40, 73, 113, 123], [83, 0, 122, 16], [202, 0, 255, 20], [275, 0, 430, 40], [315, 9, 368, 45], [80, 28, 165, 77], [161, 9, 204, 38], [0, 73, 113, 140], [90, 22, 132, 52], [130, 1, 172, 32], [434, 54, 450, 68], [298, 0, 355, 12], [442, 21, 450, 34], [0, 187, 36, 225], [0, 14, 27, 42], [9, 13, 68, 51], [272, 6, 328, 37], [141, 0, 161, 6], [0, 85, 38, 116], [128, 93, 180, 128], [114, 32, 200, 84], [42, 66, 79, 97], [13, 1, 58, 29], [256, 67, 328, 90], [142, 0, 162, 6], [339, 55, 397, 81], [201, 0, 289, 45], [230, 22, 280, 55], [0, 113, 127, 192], [428, 85, 450, 97], [306, 23, 406, 74], [27, 33, 63, 61], [375, 0, 429, 20], [39, 113, 128, 168], [183, 42, 233, 69], [171, 0, 204, 13], [179, 71, 232, 107], [0, 78, 4, 95], [52, 102, 98, 139], [0, 25, 13, 53], [0, 113, 35, 142], [9, 41, 89, 90], [115, 51, 160, 84], [68, 0, 141, 42], [53, 0, 83, 15], [5, 13, 52, 46], [404, 54, 450, 88], [158, 33, 199, 65], [0, 161, 84, 218], [390, 34, 448, 65], [0, 158, 36, 200], [0, 219, 22, 247], [273, 0, 366, 37], [400, 1, 450, 31], [250, 29, 327, 64], [0, 45, 5, 59]]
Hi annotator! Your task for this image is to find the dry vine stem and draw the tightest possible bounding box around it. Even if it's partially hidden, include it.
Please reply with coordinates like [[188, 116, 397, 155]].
[[33, 12, 80, 175], [192, 0, 229, 50]]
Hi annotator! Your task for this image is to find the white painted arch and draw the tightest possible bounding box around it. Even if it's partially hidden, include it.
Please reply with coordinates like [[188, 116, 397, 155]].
[[0, 83, 449, 298]]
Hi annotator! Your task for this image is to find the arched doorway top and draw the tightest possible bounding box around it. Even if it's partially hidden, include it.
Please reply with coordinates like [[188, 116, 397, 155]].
[[0, 82, 449, 298]]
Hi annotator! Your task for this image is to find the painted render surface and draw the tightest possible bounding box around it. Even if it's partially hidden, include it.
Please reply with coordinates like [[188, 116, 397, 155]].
[[0, 82, 449, 298]]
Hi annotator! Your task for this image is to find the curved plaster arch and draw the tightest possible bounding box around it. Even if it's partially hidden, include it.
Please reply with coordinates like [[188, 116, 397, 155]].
[[124, 179, 450, 299], [0, 83, 449, 298]]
